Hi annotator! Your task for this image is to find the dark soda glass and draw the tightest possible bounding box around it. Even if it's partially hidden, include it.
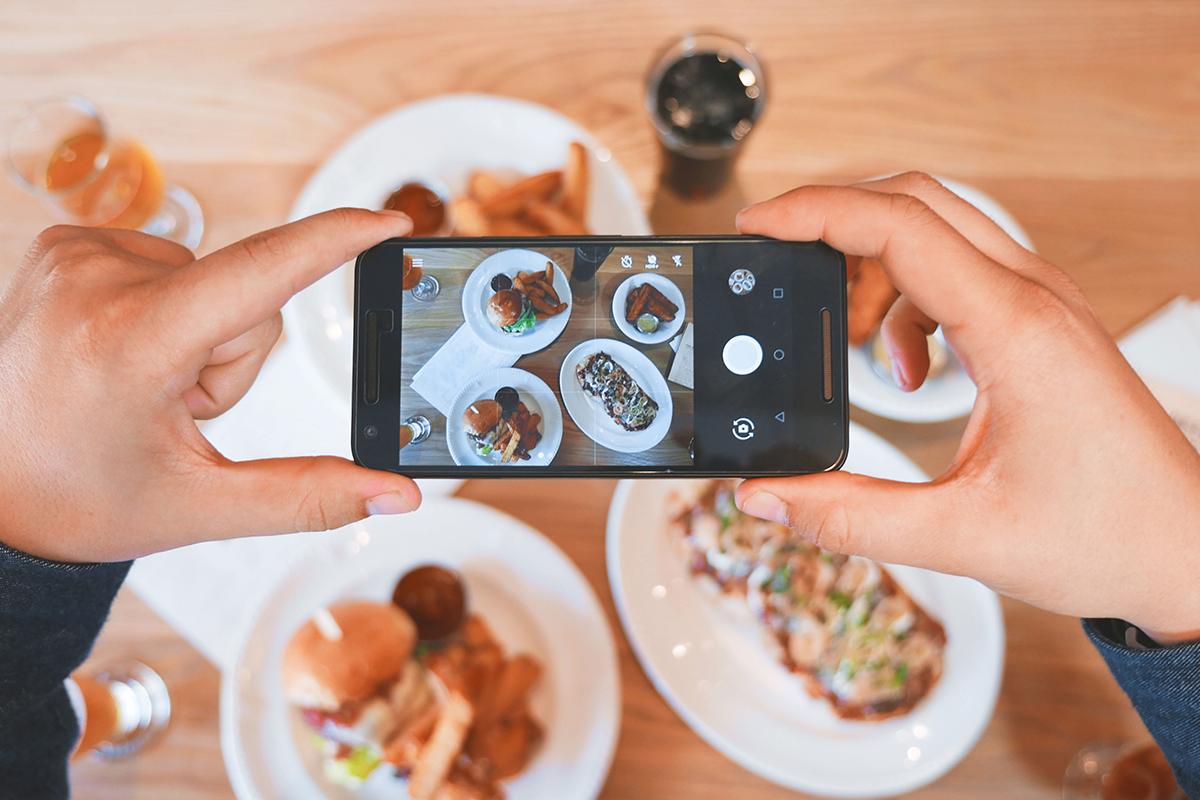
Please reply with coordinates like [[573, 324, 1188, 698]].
[[647, 34, 767, 200]]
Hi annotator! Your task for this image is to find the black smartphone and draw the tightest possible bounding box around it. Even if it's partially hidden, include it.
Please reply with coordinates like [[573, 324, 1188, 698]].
[[352, 236, 847, 478]]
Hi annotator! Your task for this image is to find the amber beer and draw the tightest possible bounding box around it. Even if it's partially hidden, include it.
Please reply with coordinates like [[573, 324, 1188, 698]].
[[45, 131, 165, 229], [66, 662, 170, 760]]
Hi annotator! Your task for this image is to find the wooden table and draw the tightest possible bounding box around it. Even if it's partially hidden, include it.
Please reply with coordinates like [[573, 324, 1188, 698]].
[[3, 1, 1199, 797]]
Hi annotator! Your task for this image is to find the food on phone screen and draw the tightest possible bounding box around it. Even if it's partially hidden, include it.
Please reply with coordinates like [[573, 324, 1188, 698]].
[[461, 394, 543, 463], [384, 182, 448, 237], [493, 386, 520, 415], [283, 588, 544, 796], [490, 273, 513, 292], [576, 352, 659, 432], [486, 289, 535, 335], [847, 257, 899, 347], [668, 480, 947, 720], [392, 565, 467, 643], [625, 282, 679, 324], [636, 313, 659, 333], [453, 143, 591, 237]]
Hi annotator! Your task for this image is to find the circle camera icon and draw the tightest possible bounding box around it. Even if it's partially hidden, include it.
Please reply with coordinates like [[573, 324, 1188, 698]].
[[732, 417, 755, 441], [728, 269, 755, 296]]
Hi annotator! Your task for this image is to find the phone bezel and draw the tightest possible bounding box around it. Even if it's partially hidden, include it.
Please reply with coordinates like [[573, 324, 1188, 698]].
[[352, 235, 848, 478]]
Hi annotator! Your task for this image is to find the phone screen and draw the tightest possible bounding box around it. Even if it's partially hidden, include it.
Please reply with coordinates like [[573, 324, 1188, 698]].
[[357, 236, 846, 476]]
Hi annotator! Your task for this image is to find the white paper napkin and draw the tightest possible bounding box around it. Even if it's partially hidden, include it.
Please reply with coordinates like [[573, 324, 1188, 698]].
[[1120, 295, 1200, 453], [410, 325, 516, 415], [124, 340, 459, 670]]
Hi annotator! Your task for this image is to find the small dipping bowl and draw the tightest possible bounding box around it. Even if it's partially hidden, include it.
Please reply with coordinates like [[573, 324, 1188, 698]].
[[383, 178, 455, 237], [636, 313, 659, 333], [391, 564, 467, 642]]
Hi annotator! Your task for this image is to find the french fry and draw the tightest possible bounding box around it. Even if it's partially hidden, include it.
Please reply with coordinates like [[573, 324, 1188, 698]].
[[543, 261, 553, 283], [562, 141, 589, 223], [478, 170, 562, 218], [500, 429, 521, 463], [468, 170, 508, 202], [526, 413, 541, 432], [408, 692, 476, 800], [847, 258, 899, 346], [454, 197, 489, 237], [473, 655, 543, 732], [625, 284, 650, 322], [382, 702, 440, 768], [525, 199, 587, 236], [527, 292, 560, 316], [532, 276, 559, 304]]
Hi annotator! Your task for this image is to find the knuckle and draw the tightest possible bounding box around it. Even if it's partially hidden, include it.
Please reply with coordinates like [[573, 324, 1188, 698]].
[[239, 230, 291, 266], [294, 485, 334, 532], [890, 171, 943, 197], [807, 503, 854, 554], [886, 192, 938, 227]]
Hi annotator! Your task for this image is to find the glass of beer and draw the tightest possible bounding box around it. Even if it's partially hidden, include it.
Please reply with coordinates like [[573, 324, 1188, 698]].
[[646, 33, 768, 200], [402, 252, 440, 301], [399, 414, 432, 450], [6, 94, 203, 249], [66, 661, 171, 760], [1063, 741, 1185, 800]]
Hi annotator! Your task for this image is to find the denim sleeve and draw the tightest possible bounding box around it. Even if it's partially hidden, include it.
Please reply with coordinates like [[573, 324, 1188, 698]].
[[0, 541, 131, 800], [1084, 618, 1200, 798]]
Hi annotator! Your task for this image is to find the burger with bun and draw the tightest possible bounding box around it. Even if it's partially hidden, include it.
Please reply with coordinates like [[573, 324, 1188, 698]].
[[486, 288, 536, 335], [461, 399, 503, 456], [283, 600, 434, 788]]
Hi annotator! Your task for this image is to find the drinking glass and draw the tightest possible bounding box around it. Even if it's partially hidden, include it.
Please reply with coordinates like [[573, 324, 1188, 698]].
[[1063, 741, 1185, 800], [646, 33, 768, 200], [399, 415, 432, 449], [67, 661, 171, 760], [6, 94, 203, 249]]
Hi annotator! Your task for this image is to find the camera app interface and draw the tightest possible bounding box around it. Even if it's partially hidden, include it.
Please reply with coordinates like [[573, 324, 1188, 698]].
[[398, 244, 697, 468]]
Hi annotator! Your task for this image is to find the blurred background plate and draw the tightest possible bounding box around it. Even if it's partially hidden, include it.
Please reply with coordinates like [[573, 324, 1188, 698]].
[[847, 176, 1035, 422], [221, 498, 620, 800], [282, 94, 652, 407], [606, 423, 1004, 798]]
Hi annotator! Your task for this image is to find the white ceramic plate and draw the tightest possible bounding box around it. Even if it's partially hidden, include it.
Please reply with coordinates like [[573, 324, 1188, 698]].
[[847, 176, 1034, 422], [611, 274, 687, 345], [462, 250, 572, 354], [558, 339, 673, 454], [221, 499, 621, 800], [445, 367, 563, 467], [282, 93, 653, 408], [607, 423, 1004, 798]]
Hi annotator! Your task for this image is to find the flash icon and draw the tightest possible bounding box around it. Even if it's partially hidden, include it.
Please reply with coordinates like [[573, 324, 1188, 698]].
[[672, 254, 682, 267]]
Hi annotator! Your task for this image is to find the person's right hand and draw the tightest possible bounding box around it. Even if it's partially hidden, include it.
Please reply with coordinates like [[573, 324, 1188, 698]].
[[735, 172, 1200, 642]]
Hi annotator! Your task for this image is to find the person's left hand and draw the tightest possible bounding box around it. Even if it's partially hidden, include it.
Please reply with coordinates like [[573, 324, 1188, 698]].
[[0, 209, 420, 563]]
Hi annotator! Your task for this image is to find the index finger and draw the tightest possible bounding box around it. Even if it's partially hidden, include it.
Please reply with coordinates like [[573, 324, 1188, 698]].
[[168, 208, 412, 347], [736, 185, 1025, 339]]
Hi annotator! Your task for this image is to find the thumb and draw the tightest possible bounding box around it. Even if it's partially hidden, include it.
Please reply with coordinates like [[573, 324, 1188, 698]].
[[200, 456, 421, 539], [734, 473, 964, 573]]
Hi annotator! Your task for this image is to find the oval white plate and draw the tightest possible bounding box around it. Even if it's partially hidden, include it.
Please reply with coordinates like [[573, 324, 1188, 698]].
[[445, 367, 563, 467], [462, 250, 572, 354], [282, 94, 653, 407], [847, 176, 1034, 422], [558, 338, 673, 454], [610, 274, 687, 345], [221, 499, 621, 800], [607, 423, 1004, 798]]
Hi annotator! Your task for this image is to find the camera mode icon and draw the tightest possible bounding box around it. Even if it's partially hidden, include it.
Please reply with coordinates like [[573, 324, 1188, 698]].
[[732, 417, 755, 441]]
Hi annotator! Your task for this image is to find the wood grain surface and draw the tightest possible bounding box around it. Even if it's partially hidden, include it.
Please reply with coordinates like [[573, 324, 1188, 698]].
[[2, 0, 1197, 798]]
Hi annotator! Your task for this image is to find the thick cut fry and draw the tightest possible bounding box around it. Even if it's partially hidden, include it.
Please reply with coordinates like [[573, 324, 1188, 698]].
[[408, 692, 476, 800], [500, 429, 521, 463], [847, 258, 899, 346], [525, 200, 587, 236], [526, 413, 541, 432], [454, 197, 489, 237], [562, 141, 589, 223], [625, 284, 650, 322], [473, 714, 545, 780], [543, 261, 553, 283], [533, 276, 559, 304], [473, 655, 543, 732], [478, 170, 562, 218], [382, 702, 441, 768], [468, 170, 508, 202]]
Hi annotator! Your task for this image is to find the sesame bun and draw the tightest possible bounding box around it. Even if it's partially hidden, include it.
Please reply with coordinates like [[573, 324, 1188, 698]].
[[282, 600, 417, 710]]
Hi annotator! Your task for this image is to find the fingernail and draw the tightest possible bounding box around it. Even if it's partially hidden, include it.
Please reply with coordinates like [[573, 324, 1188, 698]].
[[734, 203, 759, 229], [377, 209, 411, 221], [737, 491, 790, 526], [890, 358, 906, 389], [367, 491, 414, 516]]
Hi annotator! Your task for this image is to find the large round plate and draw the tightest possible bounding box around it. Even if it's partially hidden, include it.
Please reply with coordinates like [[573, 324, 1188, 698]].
[[282, 94, 653, 407], [221, 499, 621, 800], [558, 338, 673, 454], [847, 176, 1034, 422], [611, 274, 687, 345], [445, 367, 563, 466], [462, 250, 572, 354], [606, 423, 1004, 798]]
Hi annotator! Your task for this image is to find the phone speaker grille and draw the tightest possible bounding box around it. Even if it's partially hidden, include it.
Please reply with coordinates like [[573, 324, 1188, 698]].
[[821, 308, 833, 401]]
